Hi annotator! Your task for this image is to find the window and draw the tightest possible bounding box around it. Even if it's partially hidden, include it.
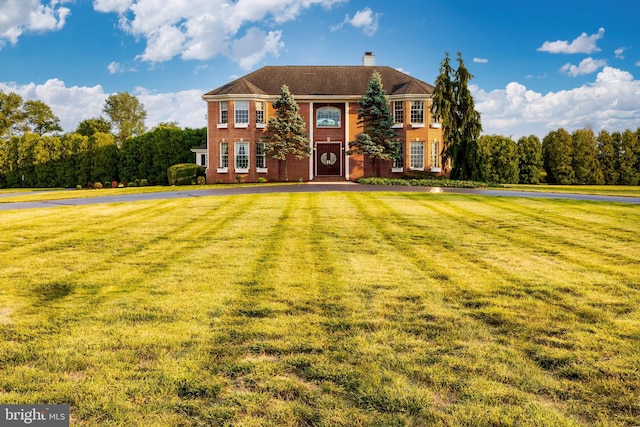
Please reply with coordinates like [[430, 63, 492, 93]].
[[255, 101, 265, 125], [316, 106, 340, 127], [200, 154, 207, 167], [235, 141, 249, 171], [219, 142, 229, 170], [234, 100, 249, 126], [430, 140, 439, 168], [393, 101, 404, 124], [219, 101, 228, 124], [392, 141, 403, 170], [410, 142, 424, 170], [256, 142, 266, 170], [410, 101, 424, 124]]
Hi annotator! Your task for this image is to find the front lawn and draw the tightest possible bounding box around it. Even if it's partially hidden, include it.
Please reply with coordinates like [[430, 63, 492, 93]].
[[0, 192, 638, 425]]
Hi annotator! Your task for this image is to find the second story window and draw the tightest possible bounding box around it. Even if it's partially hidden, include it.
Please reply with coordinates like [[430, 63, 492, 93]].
[[219, 101, 228, 124], [393, 101, 404, 124], [234, 100, 249, 126], [255, 101, 265, 125], [316, 106, 340, 127], [410, 101, 424, 124]]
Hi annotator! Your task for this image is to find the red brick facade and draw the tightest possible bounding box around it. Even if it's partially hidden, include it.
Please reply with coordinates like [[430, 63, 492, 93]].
[[202, 60, 446, 183]]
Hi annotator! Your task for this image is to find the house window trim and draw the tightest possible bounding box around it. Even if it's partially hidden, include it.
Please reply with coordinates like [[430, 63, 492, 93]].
[[218, 101, 228, 128], [316, 106, 341, 128], [410, 100, 425, 127], [218, 142, 229, 173], [234, 141, 250, 173], [256, 142, 267, 173], [234, 100, 249, 128], [393, 101, 404, 129], [392, 140, 404, 173], [430, 140, 441, 172], [410, 141, 425, 171], [255, 101, 266, 129]]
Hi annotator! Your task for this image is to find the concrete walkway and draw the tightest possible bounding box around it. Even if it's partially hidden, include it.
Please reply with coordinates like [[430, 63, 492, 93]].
[[1, 183, 639, 211]]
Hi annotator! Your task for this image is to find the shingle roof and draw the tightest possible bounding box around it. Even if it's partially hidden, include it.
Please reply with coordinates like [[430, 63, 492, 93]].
[[203, 66, 434, 98]]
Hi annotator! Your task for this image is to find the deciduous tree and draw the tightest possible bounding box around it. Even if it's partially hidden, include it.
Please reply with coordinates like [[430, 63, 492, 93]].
[[571, 129, 603, 185], [542, 128, 574, 184], [516, 135, 542, 184], [264, 85, 310, 181], [103, 92, 147, 145], [23, 100, 63, 136]]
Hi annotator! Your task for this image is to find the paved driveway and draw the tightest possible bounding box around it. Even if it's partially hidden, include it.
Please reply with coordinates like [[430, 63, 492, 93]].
[[1, 183, 639, 211]]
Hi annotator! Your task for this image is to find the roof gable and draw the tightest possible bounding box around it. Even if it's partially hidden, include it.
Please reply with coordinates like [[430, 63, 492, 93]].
[[204, 66, 434, 98]]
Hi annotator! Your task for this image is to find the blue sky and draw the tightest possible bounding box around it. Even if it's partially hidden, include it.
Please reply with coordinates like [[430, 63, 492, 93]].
[[1, 0, 639, 139]]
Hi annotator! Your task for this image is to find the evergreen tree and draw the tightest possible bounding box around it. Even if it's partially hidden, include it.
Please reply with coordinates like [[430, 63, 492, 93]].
[[596, 130, 620, 185], [516, 135, 542, 184], [264, 85, 310, 181], [431, 52, 483, 180], [542, 128, 574, 184], [346, 71, 396, 176]]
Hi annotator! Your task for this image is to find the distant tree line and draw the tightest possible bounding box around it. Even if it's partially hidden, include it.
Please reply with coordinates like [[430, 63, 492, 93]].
[[0, 90, 205, 188]]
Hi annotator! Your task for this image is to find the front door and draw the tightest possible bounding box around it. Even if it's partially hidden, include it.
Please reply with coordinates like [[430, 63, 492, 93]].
[[316, 143, 341, 176]]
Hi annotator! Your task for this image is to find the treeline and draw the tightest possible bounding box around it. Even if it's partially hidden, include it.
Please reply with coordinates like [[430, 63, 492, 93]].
[[479, 127, 640, 185], [0, 126, 206, 188]]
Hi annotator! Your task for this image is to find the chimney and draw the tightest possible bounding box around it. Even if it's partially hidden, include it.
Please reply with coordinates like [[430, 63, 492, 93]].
[[362, 51, 375, 66]]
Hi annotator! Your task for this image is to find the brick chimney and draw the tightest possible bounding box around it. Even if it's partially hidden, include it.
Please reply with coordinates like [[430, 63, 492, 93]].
[[362, 52, 375, 66]]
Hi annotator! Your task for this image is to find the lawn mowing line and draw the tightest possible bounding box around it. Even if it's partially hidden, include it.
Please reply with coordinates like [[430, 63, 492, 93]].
[[420, 194, 640, 287]]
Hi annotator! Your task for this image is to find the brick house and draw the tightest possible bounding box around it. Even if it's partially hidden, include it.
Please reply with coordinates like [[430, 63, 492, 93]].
[[201, 53, 446, 183]]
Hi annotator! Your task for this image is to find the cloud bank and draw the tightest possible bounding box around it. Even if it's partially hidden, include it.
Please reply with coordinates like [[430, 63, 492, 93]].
[[0, 0, 70, 47], [537, 27, 605, 54]]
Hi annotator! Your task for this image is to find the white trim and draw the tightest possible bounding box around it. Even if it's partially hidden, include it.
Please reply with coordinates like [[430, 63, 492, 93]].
[[217, 123, 228, 128], [256, 168, 268, 173], [315, 141, 343, 177], [234, 123, 249, 129], [430, 167, 442, 173], [410, 123, 425, 128], [391, 167, 403, 173], [345, 101, 349, 181], [217, 167, 228, 173], [392, 123, 404, 129], [309, 101, 314, 181], [235, 168, 249, 174], [256, 123, 266, 129], [430, 123, 442, 128]]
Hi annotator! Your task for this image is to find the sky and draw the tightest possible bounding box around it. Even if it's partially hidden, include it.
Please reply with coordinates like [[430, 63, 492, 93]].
[[1, 0, 639, 139]]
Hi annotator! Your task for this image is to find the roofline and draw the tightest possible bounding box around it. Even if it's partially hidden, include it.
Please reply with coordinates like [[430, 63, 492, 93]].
[[202, 93, 434, 102]]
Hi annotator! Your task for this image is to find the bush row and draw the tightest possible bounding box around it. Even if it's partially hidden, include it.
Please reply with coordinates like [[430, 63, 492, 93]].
[[356, 177, 487, 188]]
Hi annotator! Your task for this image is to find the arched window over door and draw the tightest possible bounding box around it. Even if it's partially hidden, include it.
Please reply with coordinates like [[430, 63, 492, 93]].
[[316, 106, 341, 127]]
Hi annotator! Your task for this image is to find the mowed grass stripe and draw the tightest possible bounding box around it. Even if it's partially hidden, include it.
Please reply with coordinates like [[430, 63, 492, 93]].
[[1, 192, 639, 425]]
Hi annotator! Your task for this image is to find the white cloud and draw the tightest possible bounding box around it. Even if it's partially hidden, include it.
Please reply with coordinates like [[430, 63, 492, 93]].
[[537, 27, 605, 54], [473, 67, 640, 139], [615, 47, 627, 59], [332, 7, 380, 36], [107, 61, 123, 74], [94, 0, 344, 68], [560, 57, 607, 77], [473, 58, 489, 64], [0, 0, 70, 47], [0, 79, 207, 132]]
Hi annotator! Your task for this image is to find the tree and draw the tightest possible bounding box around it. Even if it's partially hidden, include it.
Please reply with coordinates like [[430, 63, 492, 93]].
[[23, 100, 63, 136], [431, 52, 483, 181], [346, 71, 396, 176], [479, 135, 519, 184], [0, 91, 25, 138], [542, 128, 574, 184], [596, 130, 620, 185], [103, 92, 147, 144], [264, 85, 310, 181], [516, 135, 542, 184], [618, 129, 640, 185], [76, 117, 112, 137], [571, 129, 603, 185]]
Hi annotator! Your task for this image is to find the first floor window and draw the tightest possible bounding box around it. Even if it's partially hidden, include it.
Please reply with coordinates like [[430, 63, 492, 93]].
[[220, 142, 229, 168], [392, 141, 403, 169], [430, 141, 439, 168], [220, 101, 228, 124], [234, 100, 249, 125], [200, 154, 207, 166], [255, 101, 265, 125], [235, 142, 249, 170], [316, 106, 341, 127], [410, 101, 424, 124], [256, 142, 266, 169], [410, 142, 424, 169], [393, 101, 404, 124]]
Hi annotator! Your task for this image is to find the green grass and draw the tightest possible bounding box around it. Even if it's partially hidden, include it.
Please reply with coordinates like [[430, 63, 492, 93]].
[[501, 184, 640, 198], [0, 192, 639, 426]]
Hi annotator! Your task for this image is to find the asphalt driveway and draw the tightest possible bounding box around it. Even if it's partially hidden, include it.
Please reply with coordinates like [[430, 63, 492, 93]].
[[1, 182, 639, 211]]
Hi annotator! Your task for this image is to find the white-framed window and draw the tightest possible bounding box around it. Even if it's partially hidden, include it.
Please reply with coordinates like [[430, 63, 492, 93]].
[[410, 101, 424, 124], [256, 142, 267, 171], [392, 140, 403, 171], [410, 141, 424, 170], [430, 140, 439, 168], [234, 100, 249, 126], [219, 101, 228, 125], [200, 154, 207, 167], [235, 141, 249, 171], [393, 101, 404, 125], [219, 142, 229, 172], [255, 101, 265, 126], [316, 106, 340, 127]]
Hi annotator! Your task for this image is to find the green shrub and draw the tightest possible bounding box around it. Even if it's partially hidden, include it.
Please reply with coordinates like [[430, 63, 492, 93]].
[[140, 178, 148, 186], [196, 176, 206, 185], [168, 163, 200, 186], [257, 177, 267, 183], [94, 182, 103, 189], [356, 177, 488, 188]]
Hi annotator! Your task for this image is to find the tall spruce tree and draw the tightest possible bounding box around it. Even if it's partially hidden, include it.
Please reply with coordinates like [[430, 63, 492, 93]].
[[431, 52, 483, 180], [347, 71, 396, 176], [264, 85, 310, 181]]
